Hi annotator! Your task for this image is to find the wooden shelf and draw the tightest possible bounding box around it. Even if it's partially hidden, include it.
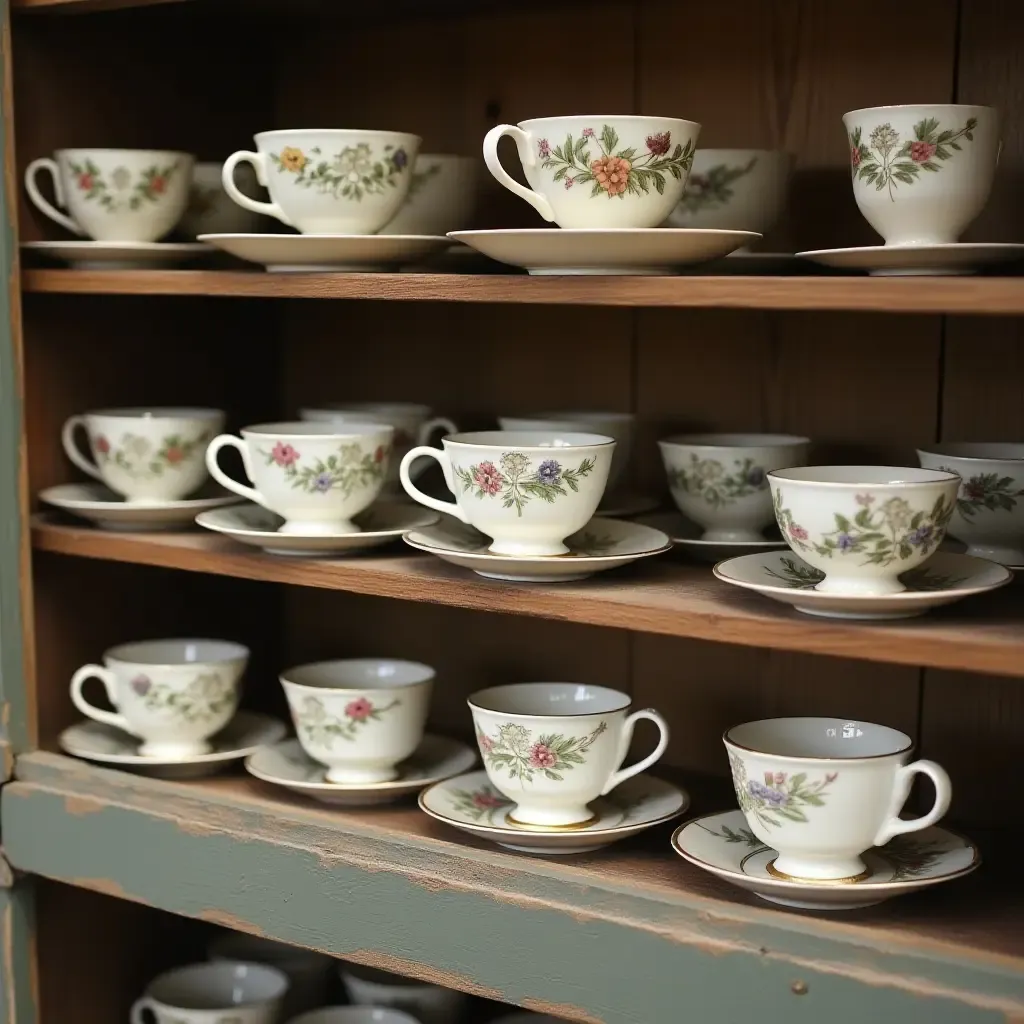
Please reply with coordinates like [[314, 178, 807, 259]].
[[19, 268, 1024, 313], [31, 516, 1024, 677]]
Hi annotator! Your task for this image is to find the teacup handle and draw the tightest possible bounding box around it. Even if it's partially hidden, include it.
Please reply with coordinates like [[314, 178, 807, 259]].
[[416, 416, 457, 446], [601, 709, 670, 796], [399, 445, 469, 523], [482, 125, 556, 223], [24, 157, 83, 235], [130, 997, 157, 1024], [873, 759, 952, 846], [60, 415, 105, 482], [70, 665, 132, 733], [222, 151, 293, 228], [206, 434, 266, 508]]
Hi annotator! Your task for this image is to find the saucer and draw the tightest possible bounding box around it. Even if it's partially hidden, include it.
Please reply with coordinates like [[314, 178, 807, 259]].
[[59, 711, 287, 779], [448, 229, 761, 275], [671, 810, 979, 911], [688, 251, 799, 275], [714, 550, 1012, 619], [796, 243, 1024, 276], [595, 491, 661, 518], [639, 511, 786, 563], [246, 735, 476, 806], [195, 502, 439, 557], [39, 482, 239, 532], [198, 233, 451, 272], [403, 516, 671, 582], [420, 770, 689, 855], [22, 240, 211, 270]]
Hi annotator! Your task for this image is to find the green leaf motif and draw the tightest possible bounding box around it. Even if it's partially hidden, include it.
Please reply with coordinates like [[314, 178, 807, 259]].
[[454, 451, 597, 517], [477, 720, 608, 784]]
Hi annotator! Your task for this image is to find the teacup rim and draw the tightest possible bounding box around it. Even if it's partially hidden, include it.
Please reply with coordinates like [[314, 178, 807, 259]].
[[468, 682, 631, 717], [254, 128, 422, 143], [280, 658, 435, 692], [843, 102, 998, 120], [56, 147, 194, 159], [443, 430, 615, 448], [300, 402, 433, 418], [145, 961, 289, 1007], [84, 406, 224, 420], [105, 638, 249, 667], [724, 717, 914, 760], [918, 442, 1024, 463], [768, 465, 960, 487], [499, 411, 635, 424], [660, 433, 810, 449], [289, 1008, 421, 1024], [240, 421, 394, 439], [516, 115, 700, 130]]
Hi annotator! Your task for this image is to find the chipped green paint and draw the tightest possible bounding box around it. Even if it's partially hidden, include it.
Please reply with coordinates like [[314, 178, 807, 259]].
[[0, 884, 37, 1024]]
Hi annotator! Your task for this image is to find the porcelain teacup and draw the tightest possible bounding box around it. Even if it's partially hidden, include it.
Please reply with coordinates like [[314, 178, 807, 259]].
[[659, 434, 809, 542], [131, 962, 288, 1024], [843, 104, 1000, 245], [483, 115, 700, 229], [70, 638, 248, 758], [725, 717, 952, 882], [469, 683, 669, 827], [768, 466, 959, 595], [222, 129, 421, 234], [917, 443, 1024, 565], [62, 407, 225, 503], [289, 1009, 420, 1024], [339, 963, 469, 1024], [178, 160, 265, 237], [206, 422, 393, 535], [280, 659, 433, 784], [400, 430, 614, 557], [25, 148, 194, 242], [380, 153, 480, 235]]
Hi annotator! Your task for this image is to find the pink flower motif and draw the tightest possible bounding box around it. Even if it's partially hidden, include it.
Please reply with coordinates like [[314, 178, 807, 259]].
[[825, 772, 838, 783], [855, 493, 875, 507], [374, 445, 386, 464], [564, 177, 575, 189], [909, 141, 937, 163], [582, 128, 595, 138], [477, 732, 494, 753], [271, 442, 299, 466], [789, 524, 809, 541], [688, 173, 709, 193], [473, 461, 505, 495], [473, 791, 504, 809], [774, 771, 786, 785], [645, 131, 671, 156], [130, 674, 151, 696], [528, 742, 558, 769], [538, 139, 551, 159], [94, 435, 111, 455], [851, 146, 861, 168], [345, 697, 374, 721]]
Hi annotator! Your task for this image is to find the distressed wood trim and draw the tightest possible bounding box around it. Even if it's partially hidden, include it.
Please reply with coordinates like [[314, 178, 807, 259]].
[[0, 884, 36, 1024]]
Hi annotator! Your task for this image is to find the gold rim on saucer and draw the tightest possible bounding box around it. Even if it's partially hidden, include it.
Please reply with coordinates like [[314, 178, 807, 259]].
[[765, 858, 872, 885], [505, 809, 600, 831]]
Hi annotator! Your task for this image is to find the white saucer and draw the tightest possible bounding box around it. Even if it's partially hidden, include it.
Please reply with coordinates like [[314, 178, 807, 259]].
[[714, 550, 1012, 619], [797, 243, 1024, 276], [246, 734, 476, 806], [39, 482, 239, 532], [420, 770, 688, 855], [595, 491, 661, 518], [198, 233, 451, 272], [22, 240, 211, 270], [404, 516, 671, 582], [195, 501, 439, 557], [639, 511, 786, 563], [672, 810, 979, 911], [448, 229, 761, 275], [59, 711, 287, 779]]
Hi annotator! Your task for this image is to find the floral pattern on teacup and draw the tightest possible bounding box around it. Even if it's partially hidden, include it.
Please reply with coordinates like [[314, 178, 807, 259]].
[[454, 451, 596, 517], [448, 784, 511, 822], [270, 144, 410, 201], [678, 156, 758, 214], [939, 466, 1024, 519], [729, 751, 837, 829], [95, 429, 212, 480], [260, 441, 388, 497], [294, 694, 400, 748], [668, 455, 767, 508], [477, 721, 607, 783], [129, 672, 237, 723], [70, 159, 182, 212]]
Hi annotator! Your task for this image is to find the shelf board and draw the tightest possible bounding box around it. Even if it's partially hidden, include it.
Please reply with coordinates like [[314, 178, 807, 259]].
[[32, 515, 1024, 676], [19, 268, 1024, 313]]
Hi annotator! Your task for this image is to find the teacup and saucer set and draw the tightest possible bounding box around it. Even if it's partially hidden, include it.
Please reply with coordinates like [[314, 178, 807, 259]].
[[39, 407, 239, 531], [798, 104, 1024, 275], [420, 682, 688, 854], [453, 115, 759, 274], [673, 717, 979, 910], [246, 658, 476, 806], [60, 638, 286, 778]]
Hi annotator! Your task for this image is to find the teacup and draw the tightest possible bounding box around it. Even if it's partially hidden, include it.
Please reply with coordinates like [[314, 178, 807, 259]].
[[130, 962, 288, 1024], [843, 104, 1000, 245], [25, 148, 194, 242], [62, 407, 225, 503], [178, 161, 265, 237], [70, 638, 248, 758], [659, 434, 809, 542], [666, 149, 792, 235], [469, 682, 669, 827], [400, 431, 614, 557], [725, 717, 952, 882], [483, 115, 700, 229], [380, 154, 480, 235], [289, 1009, 419, 1024], [339, 963, 469, 1024], [768, 466, 959, 596], [917, 443, 1024, 565], [206, 422, 393, 535], [280, 659, 433, 784], [223, 129, 421, 234]]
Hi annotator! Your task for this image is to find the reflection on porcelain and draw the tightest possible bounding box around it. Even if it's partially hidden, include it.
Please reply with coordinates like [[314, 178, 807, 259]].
[[180, 161, 265, 237], [380, 154, 480, 235], [339, 962, 469, 1024], [795, 242, 1024, 276], [22, 240, 210, 270], [130, 963, 288, 1024]]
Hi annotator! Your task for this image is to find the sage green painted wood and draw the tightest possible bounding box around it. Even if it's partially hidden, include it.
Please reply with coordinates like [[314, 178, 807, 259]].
[[0, 884, 38, 1024]]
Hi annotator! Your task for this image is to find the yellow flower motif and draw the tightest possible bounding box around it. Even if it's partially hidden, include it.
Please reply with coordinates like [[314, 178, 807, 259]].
[[279, 147, 308, 172]]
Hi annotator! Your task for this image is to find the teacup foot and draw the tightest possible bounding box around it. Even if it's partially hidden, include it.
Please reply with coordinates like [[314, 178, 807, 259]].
[[278, 519, 360, 537], [701, 528, 768, 543], [506, 803, 598, 829], [487, 539, 570, 558], [325, 764, 399, 785], [814, 575, 906, 596], [137, 740, 212, 759], [769, 854, 870, 885]]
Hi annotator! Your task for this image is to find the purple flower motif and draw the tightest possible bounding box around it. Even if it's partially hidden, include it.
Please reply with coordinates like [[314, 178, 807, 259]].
[[837, 532, 856, 551], [564, 176, 575, 189], [582, 128, 595, 138], [746, 466, 765, 487], [313, 472, 333, 493], [909, 525, 934, 546], [538, 139, 551, 159], [537, 459, 561, 484], [392, 148, 409, 170], [131, 674, 152, 696], [748, 780, 787, 806]]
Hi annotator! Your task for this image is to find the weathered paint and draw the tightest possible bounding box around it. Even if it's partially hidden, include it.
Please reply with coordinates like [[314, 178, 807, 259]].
[[0, 885, 37, 1024]]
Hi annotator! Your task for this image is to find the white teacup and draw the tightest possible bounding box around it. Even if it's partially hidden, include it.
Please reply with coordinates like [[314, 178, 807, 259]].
[[25, 148, 194, 242], [917, 442, 1024, 565], [131, 962, 288, 1024], [70, 638, 248, 758], [725, 717, 952, 882], [483, 115, 700, 229], [62, 407, 225, 503], [223, 129, 421, 234], [289, 1009, 420, 1024], [660, 434, 809, 542], [400, 430, 614, 557], [469, 682, 669, 827], [206, 421, 393, 535], [339, 963, 469, 1024], [179, 161, 265, 237], [843, 104, 1000, 245], [380, 154, 480, 235], [280, 659, 433, 784]]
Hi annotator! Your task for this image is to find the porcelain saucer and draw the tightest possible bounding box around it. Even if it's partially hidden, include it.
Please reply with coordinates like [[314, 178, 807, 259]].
[[420, 770, 689, 855], [672, 810, 980, 911], [198, 233, 451, 272], [639, 511, 786, 563], [796, 243, 1024, 276], [59, 711, 287, 779], [448, 229, 761, 275], [196, 501, 439, 557], [404, 516, 671, 582], [714, 550, 1011, 619], [39, 482, 239, 532], [596, 491, 661, 518], [23, 240, 211, 270], [246, 735, 477, 806]]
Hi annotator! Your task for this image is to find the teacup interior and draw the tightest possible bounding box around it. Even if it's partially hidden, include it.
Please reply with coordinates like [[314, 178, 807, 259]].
[[448, 430, 613, 448], [919, 442, 1024, 461], [148, 963, 287, 1009], [662, 432, 808, 448], [107, 638, 248, 666], [726, 717, 912, 759], [87, 407, 223, 421], [769, 465, 957, 486], [283, 658, 434, 690], [242, 421, 390, 439], [290, 1008, 420, 1024], [470, 682, 629, 716]]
